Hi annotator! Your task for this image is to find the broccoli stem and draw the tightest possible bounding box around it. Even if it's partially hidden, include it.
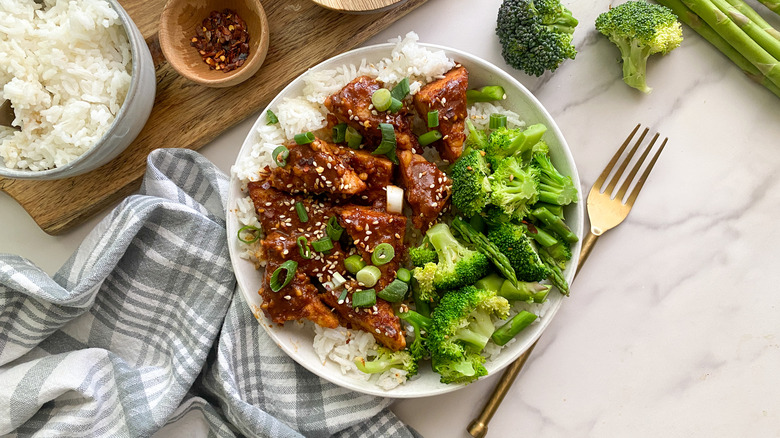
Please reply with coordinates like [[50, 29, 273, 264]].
[[398, 308, 432, 332], [506, 124, 547, 157], [410, 277, 432, 317], [530, 206, 578, 244], [711, 0, 780, 60], [452, 218, 519, 287], [657, 0, 780, 97], [491, 311, 538, 346], [475, 273, 505, 293], [617, 39, 654, 93], [679, 0, 780, 88]]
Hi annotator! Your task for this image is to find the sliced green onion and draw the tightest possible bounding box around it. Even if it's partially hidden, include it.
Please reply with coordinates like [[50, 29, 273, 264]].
[[396, 267, 411, 283], [346, 126, 362, 149], [371, 243, 395, 266], [294, 132, 315, 145], [337, 288, 349, 304], [418, 130, 442, 146], [388, 97, 403, 113], [266, 109, 278, 124], [237, 225, 261, 244], [371, 88, 392, 112], [332, 123, 347, 143], [352, 289, 376, 308], [332, 272, 347, 288], [427, 110, 439, 127], [345, 254, 366, 275], [390, 77, 410, 100], [489, 113, 507, 129], [312, 236, 334, 253], [273, 146, 289, 167], [378, 279, 408, 303], [373, 123, 397, 157], [270, 260, 298, 292], [356, 265, 381, 287], [297, 236, 312, 259], [466, 85, 506, 104], [295, 201, 308, 223], [326, 216, 344, 242]]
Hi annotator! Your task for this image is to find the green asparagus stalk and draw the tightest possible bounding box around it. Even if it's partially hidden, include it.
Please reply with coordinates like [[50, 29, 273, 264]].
[[755, 0, 780, 16], [711, 0, 780, 60], [724, 0, 780, 41], [657, 0, 780, 97]]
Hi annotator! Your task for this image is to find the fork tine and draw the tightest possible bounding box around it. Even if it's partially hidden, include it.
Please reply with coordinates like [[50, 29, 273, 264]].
[[615, 132, 659, 201], [592, 123, 640, 191], [625, 136, 668, 207], [603, 127, 649, 194]]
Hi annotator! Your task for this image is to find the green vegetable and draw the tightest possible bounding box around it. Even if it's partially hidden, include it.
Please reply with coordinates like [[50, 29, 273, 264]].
[[499, 279, 550, 303], [396, 267, 412, 283], [451, 217, 519, 287], [295, 201, 308, 222], [426, 223, 490, 291], [465, 85, 506, 103], [427, 286, 510, 384], [451, 149, 492, 217], [297, 236, 312, 259], [532, 152, 578, 206], [355, 347, 417, 375], [337, 288, 348, 304], [356, 265, 382, 287], [489, 156, 539, 220], [487, 222, 550, 282], [371, 88, 392, 111], [491, 311, 538, 345], [398, 309, 432, 371], [237, 225, 261, 244], [346, 126, 362, 149], [272, 146, 289, 167], [373, 123, 398, 163], [266, 109, 278, 124], [326, 216, 343, 242], [474, 273, 506, 294], [332, 123, 347, 143], [294, 132, 315, 145], [496, 0, 579, 76], [378, 279, 408, 302], [530, 205, 578, 243], [352, 288, 376, 308], [371, 242, 395, 266], [311, 236, 334, 253], [388, 97, 403, 113], [391, 77, 410, 100], [345, 254, 366, 275], [270, 260, 298, 292], [412, 262, 438, 306], [428, 110, 439, 127], [489, 113, 507, 129], [418, 130, 443, 146], [484, 123, 547, 168], [408, 237, 438, 267], [595, 1, 684, 93]]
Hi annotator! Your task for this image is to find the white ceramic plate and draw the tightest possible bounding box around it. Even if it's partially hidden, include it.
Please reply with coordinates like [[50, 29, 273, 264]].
[[226, 43, 583, 398]]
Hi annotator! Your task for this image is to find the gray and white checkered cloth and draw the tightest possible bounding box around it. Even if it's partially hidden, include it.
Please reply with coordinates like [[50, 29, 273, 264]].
[[0, 149, 419, 438]]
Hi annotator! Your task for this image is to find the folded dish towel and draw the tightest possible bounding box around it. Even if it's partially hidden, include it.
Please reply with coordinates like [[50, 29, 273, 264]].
[[0, 149, 418, 438]]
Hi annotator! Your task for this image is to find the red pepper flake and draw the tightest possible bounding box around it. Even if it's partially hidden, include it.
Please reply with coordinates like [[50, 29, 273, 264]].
[[190, 9, 250, 73]]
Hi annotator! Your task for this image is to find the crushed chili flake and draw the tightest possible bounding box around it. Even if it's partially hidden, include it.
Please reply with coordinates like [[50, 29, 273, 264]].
[[190, 9, 250, 73]]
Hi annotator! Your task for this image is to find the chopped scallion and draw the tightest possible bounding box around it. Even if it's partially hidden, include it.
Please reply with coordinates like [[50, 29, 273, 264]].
[[388, 97, 403, 113], [297, 236, 312, 259], [371, 243, 395, 266], [272, 146, 289, 167], [337, 288, 349, 304], [270, 260, 297, 292], [294, 132, 315, 145], [377, 279, 408, 303], [489, 113, 507, 129], [295, 201, 308, 223], [346, 126, 362, 149], [371, 88, 392, 112], [332, 272, 347, 288], [345, 255, 366, 275], [418, 130, 442, 146], [266, 109, 278, 124], [356, 265, 381, 288], [373, 123, 397, 159], [351, 289, 376, 308], [326, 216, 344, 242], [237, 225, 261, 244], [312, 236, 334, 253], [396, 267, 411, 283], [427, 110, 439, 127], [390, 77, 410, 100], [332, 123, 347, 143]]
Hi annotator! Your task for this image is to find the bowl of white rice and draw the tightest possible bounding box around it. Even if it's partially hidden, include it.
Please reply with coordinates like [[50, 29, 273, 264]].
[[227, 33, 583, 397], [0, 0, 156, 180]]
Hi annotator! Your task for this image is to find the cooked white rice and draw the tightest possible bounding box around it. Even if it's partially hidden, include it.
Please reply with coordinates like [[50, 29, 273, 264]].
[[232, 32, 550, 390], [0, 0, 132, 171]]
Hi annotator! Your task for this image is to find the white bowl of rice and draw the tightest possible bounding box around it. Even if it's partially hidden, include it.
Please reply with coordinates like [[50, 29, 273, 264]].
[[0, 0, 155, 180], [227, 33, 583, 397]]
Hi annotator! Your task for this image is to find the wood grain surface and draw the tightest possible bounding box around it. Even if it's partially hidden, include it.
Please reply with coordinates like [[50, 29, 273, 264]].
[[0, 0, 427, 235]]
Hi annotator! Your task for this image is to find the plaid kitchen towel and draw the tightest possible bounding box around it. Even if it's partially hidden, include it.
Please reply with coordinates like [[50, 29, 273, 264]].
[[0, 148, 418, 438]]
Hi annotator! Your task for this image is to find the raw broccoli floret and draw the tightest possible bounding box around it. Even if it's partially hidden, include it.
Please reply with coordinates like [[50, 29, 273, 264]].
[[487, 222, 550, 282], [408, 237, 437, 267], [489, 157, 539, 220], [485, 124, 547, 168], [452, 150, 492, 217], [496, 0, 579, 77], [532, 152, 578, 206], [427, 286, 510, 383], [426, 223, 490, 291], [354, 347, 417, 376], [412, 262, 438, 304], [595, 1, 683, 93]]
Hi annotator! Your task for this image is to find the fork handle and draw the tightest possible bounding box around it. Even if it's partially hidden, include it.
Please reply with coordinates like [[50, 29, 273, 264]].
[[466, 229, 599, 438]]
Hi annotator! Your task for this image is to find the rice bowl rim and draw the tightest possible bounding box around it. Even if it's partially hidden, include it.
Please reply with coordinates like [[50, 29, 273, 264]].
[[226, 42, 584, 398], [0, 0, 146, 179]]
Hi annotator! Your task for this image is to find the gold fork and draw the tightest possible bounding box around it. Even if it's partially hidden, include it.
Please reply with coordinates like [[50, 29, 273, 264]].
[[467, 123, 668, 438]]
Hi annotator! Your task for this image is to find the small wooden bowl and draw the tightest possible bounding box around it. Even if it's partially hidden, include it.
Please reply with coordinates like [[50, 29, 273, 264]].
[[159, 0, 269, 88]]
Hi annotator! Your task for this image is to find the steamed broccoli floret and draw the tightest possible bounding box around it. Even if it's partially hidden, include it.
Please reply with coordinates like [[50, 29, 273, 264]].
[[595, 1, 683, 93], [496, 0, 579, 77], [426, 223, 490, 291], [452, 150, 492, 217], [354, 347, 417, 376], [412, 262, 438, 304], [409, 237, 437, 267], [427, 286, 510, 384], [487, 222, 550, 282], [398, 309, 432, 367], [532, 152, 578, 206], [463, 119, 489, 156], [485, 124, 547, 168], [482, 205, 513, 227], [489, 157, 539, 220]]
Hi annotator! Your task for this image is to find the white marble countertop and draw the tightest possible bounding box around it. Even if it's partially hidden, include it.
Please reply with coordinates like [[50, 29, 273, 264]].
[[2, 0, 780, 436]]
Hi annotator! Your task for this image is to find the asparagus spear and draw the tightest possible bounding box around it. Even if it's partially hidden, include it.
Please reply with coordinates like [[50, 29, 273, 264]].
[[755, 0, 780, 16], [724, 0, 780, 41], [711, 0, 780, 60]]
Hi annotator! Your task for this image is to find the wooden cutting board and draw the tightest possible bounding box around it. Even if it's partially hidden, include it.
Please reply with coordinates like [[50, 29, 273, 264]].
[[0, 0, 428, 235]]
